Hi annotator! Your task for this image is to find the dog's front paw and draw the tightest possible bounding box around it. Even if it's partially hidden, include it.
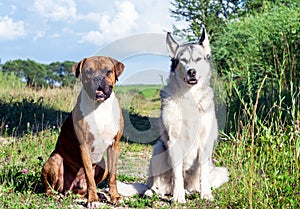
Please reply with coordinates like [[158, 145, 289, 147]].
[[111, 195, 123, 205], [201, 193, 214, 201], [172, 191, 186, 203], [87, 201, 102, 209]]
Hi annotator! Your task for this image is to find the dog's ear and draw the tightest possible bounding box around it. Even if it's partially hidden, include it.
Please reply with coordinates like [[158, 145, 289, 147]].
[[72, 58, 87, 79], [199, 26, 211, 58], [166, 32, 178, 58], [109, 58, 125, 81]]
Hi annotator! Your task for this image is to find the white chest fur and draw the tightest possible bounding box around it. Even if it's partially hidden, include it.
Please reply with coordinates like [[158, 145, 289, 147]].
[[161, 82, 217, 166], [80, 90, 121, 164]]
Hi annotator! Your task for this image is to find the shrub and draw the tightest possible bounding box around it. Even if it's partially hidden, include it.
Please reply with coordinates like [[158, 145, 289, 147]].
[[212, 4, 300, 133]]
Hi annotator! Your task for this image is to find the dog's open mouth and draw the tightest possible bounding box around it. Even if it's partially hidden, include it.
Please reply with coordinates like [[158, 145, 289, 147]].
[[187, 78, 198, 85], [95, 90, 106, 101]]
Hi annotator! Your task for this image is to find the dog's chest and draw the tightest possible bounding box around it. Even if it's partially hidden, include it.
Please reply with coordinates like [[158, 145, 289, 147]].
[[161, 87, 214, 161], [80, 92, 121, 164]]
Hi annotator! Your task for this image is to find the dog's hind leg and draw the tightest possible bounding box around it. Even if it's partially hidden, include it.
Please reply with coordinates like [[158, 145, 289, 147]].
[[41, 152, 64, 196], [184, 166, 201, 193]]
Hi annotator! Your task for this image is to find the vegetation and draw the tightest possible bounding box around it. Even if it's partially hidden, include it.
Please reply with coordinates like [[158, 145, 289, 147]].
[[2, 59, 76, 88], [171, 0, 295, 42], [212, 4, 300, 134], [0, 1, 299, 208]]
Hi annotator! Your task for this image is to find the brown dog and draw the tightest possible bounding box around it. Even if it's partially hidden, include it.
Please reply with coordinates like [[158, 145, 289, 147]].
[[41, 56, 124, 208]]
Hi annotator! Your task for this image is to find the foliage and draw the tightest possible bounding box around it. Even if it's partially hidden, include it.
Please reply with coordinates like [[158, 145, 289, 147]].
[[47, 61, 76, 87], [171, 0, 296, 41], [2, 59, 76, 88], [2, 59, 47, 88], [212, 4, 299, 133], [171, 0, 241, 41]]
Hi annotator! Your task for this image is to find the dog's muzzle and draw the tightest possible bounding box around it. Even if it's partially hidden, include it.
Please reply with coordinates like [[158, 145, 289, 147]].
[[86, 75, 113, 102], [186, 69, 198, 85], [95, 84, 113, 102]]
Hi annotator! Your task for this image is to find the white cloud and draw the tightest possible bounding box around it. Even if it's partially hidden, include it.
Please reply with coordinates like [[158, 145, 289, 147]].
[[33, 31, 46, 41], [79, 1, 138, 45], [77, 12, 103, 23], [80, 30, 103, 45], [10, 5, 16, 15], [34, 0, 76, 21], [49, 33, 61, 38], [0, 16, 26, 40]]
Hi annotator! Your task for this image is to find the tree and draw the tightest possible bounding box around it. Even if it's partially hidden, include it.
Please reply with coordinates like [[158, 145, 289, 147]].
[[171, 0, 296, 42], [2, 59, 76, 88], [2, 59, 47, 88], [171, 0, 241, 41], [47, 61, 76, 87]]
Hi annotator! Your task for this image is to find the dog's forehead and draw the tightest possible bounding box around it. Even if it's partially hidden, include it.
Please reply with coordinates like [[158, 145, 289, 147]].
[[177, 44, 206, 60], [83, 57, 114, 71]]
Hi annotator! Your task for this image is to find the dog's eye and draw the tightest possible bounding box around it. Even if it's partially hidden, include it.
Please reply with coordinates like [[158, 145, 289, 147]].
[[86, 69, 94, 77], [195, 57, 202, 62], [180, 58, 188, 63], [106, 70, 112, 76]]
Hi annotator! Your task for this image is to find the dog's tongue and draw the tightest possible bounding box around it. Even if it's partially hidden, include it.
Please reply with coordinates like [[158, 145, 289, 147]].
[[96, 90, 105, 100]]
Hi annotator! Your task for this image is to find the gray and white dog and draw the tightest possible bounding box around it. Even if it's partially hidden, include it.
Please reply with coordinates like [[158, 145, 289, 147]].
[[145, 27, 229, 203]]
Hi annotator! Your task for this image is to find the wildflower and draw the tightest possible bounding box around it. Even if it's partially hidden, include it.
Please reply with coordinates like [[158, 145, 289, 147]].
[[23, 169, 28, 174], [212, 158, 217, 163]]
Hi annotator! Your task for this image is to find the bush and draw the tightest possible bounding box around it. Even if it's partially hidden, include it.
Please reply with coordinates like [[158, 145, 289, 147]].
[[212, 4, 300, 133]]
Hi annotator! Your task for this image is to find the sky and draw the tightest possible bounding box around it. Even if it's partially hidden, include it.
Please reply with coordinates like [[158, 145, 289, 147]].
[[0, 0, 189, 84]]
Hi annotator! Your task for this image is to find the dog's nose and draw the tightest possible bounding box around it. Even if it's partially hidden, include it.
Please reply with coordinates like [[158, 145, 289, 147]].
[[187, 69, 196, 77]]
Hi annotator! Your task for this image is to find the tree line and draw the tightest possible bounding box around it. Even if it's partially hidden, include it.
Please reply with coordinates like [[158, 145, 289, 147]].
[[1, 59, 76, 88]]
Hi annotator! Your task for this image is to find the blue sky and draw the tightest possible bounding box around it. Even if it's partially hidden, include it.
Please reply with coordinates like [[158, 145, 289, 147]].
[[0, 0, 189, 83]]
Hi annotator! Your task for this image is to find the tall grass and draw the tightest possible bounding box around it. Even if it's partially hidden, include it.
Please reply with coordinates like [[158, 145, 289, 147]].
[[212, 4, 299, 134], [210, 5, 300, 207], [0, 72, 74, 136]]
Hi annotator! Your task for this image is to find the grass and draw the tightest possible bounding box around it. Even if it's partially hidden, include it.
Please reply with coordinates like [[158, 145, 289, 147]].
[[0, 71, 299, 208]]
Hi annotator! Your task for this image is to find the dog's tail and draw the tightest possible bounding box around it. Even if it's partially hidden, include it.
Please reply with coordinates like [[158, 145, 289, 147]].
[[209, 166, 229, 189], [117, 181, 148, 197]]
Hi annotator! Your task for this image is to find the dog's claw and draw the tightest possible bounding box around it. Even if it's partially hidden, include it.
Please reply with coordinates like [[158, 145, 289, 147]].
[[87, 201, 102, 209]]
